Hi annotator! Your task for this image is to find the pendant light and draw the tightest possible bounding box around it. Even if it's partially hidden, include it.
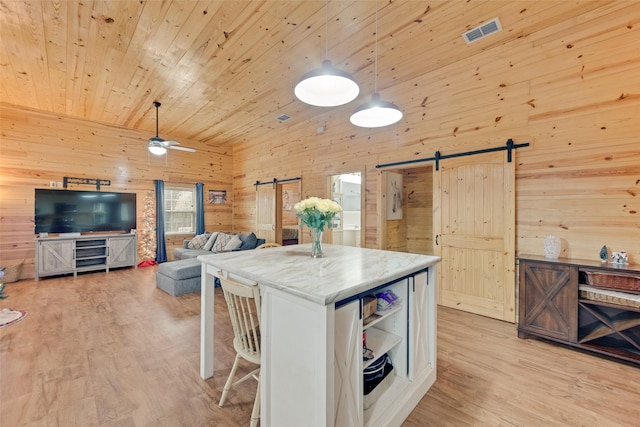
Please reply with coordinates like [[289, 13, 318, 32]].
[[350, 0, 402, 128], [294, 0, 359, 107]]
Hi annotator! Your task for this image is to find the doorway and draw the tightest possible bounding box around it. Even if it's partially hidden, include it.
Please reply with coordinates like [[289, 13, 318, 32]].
[[255, 179, 302, 245], [380, 166, 434, 255], [330, 172, 362, 247], [256, 183, 282, 244], [380, 152, 515, 323], [282, 180, 301, 245]]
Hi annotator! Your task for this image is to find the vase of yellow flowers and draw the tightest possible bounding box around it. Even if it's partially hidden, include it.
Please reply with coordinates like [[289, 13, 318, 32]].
[[294, 197, 342, 258]]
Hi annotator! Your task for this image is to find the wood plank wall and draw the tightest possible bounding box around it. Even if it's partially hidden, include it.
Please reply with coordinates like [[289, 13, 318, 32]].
[[232, 1, 639, 262], [282, 181, 299, 227], [383, 167, 433, 255], [1, 2, 639, 281], [406, 167, 433, 255], [0, 104, 233, 276], [385, 171, 409, 253]]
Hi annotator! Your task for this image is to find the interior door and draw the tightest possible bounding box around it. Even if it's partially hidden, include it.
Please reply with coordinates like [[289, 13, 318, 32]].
[[433, 150, 516, 322], [256, 183, 282, 244]]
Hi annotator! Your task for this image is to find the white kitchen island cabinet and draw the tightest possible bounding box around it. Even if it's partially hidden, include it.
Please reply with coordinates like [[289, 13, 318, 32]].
[[199, 244, 440, 427]]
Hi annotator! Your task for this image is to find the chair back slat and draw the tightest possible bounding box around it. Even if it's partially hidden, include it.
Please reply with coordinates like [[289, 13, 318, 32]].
[[219, 275, 261, 358]]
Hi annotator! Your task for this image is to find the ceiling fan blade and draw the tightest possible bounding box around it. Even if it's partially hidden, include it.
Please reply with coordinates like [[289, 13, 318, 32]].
[[168, 145, 196, 152]]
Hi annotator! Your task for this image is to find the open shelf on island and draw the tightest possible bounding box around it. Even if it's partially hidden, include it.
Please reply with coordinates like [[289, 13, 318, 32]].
[[363, 304, 402, 329], [363, 326, 402, 370]]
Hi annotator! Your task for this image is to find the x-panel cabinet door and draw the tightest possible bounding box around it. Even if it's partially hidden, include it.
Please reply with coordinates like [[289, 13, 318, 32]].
[[409, 271, 436, 379], [334, 300, 363, 426]]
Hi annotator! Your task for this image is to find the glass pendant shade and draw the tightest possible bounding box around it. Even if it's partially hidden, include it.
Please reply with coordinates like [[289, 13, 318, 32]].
[[295, 60, 360, 107], [148, 145, 167, 155], [350, 93, 403, 128]]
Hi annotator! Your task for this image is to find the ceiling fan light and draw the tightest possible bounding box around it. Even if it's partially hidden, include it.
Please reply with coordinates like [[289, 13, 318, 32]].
[[350, 93, 403, 128], [295, 60, 359, 107], [148, 145, 167, 155]]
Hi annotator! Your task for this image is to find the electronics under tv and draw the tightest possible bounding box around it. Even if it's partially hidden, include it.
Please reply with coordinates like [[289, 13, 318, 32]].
[[35, 189, 136, 235]]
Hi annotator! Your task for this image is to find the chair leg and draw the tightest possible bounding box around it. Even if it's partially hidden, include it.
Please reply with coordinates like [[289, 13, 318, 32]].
[[219, 353, 241, 407], [250, 372, 260, 427]]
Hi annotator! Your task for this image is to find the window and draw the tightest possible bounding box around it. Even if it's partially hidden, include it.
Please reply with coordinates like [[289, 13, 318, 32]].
[[164, 186, 196, 234]]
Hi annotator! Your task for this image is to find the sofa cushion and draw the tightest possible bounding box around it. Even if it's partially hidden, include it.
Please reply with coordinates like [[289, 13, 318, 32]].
[[212, 232, 234, 252], [239, 232, 258, 250], [188, 233, 210, 250], [157, 258, 201, 280], [157, 273, 200, 297], [156, 258, 202, 296], [174, 248, 211, 259], [203, 232, 219, 251], [224, 235, 243, 251]]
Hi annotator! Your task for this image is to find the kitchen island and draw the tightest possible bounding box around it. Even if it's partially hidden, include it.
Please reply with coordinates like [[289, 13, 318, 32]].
[[199, 243, 440, 427]]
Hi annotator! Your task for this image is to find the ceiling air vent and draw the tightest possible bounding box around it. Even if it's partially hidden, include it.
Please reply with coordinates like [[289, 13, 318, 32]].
[[462, 17, 502, 44], [276, 114, 291, 122]]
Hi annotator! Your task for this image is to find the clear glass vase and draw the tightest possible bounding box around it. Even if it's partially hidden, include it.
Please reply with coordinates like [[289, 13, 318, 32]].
[[311, 228, 323, 258]]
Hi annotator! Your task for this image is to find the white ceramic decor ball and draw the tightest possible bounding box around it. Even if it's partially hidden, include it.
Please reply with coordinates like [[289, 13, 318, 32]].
[[544, 235, 562, 259]]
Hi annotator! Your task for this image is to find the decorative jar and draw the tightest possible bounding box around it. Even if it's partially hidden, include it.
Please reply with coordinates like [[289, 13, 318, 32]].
[[544, 235, 562, 259]]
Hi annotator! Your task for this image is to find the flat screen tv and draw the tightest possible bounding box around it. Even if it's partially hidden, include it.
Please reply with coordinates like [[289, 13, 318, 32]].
[[35, 189, 136, 235]]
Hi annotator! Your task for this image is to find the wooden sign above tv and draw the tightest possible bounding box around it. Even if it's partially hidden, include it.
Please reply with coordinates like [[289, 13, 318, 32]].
[[63, 176, 111, 190]]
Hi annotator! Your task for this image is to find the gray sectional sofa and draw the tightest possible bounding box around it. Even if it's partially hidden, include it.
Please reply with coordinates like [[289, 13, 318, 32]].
[[173, 231, 265, 260], [157, 231, 265, 297]]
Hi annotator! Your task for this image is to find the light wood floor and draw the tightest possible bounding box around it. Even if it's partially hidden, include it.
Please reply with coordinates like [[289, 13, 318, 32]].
[[1, 267, 638, 426]]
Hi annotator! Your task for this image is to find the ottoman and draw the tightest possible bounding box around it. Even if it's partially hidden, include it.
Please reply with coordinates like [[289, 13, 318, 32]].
[[156, 258, 202, 296]]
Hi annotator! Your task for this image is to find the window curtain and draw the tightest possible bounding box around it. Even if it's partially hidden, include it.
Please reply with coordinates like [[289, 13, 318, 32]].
[[154, 179, 167, 263], [195, 182, 205, 235]]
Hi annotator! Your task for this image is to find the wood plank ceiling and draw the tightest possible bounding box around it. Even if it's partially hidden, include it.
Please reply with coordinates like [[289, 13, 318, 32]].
[[0, 0, 614, 146]]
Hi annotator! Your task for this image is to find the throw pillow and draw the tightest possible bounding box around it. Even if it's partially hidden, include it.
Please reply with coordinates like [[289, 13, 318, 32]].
[[224, 235, 243, 251], [239, 232, 258, 250], [212, 232, 234, 252], [187, 233, 210, 250], [203, 232, 219, 251]]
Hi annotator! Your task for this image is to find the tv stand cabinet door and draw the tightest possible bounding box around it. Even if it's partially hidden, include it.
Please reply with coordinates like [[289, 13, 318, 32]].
[[107, 235, 138, 268], [37, 239, 74, 279]]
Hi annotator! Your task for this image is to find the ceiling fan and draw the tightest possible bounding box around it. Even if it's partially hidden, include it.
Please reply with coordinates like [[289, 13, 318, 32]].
[[148, 101, 196, 155]]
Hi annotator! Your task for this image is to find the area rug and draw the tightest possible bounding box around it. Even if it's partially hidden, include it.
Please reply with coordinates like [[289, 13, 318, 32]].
[[0, 308, 27, 328]]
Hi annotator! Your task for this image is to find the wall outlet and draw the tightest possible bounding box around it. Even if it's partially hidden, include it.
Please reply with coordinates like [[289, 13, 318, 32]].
[[50, 181, 56, 187], [57, 181, 63, 188]]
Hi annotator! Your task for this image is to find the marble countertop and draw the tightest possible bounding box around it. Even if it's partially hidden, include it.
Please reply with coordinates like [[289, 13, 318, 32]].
[[198, 244, 441, 305]]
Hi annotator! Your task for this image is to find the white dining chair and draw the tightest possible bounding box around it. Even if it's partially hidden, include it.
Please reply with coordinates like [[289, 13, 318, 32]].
[[218, 274, 262, 427]]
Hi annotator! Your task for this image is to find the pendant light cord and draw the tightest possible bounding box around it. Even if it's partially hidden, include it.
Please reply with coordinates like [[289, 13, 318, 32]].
[[374, 0, 378, 93], [324, 0, 328, 59]]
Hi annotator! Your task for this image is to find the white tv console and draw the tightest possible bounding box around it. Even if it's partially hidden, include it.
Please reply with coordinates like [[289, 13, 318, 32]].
[[35, 233, 137, 280]]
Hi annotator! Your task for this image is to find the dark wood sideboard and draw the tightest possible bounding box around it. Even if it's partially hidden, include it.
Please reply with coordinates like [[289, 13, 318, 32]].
[[518, 255, 640, 365]]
